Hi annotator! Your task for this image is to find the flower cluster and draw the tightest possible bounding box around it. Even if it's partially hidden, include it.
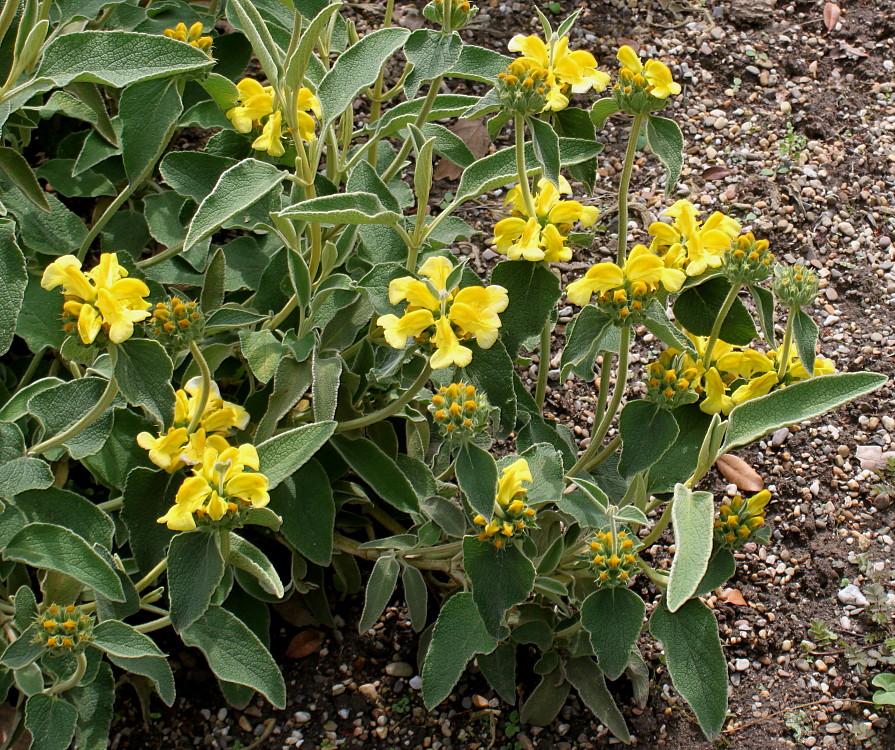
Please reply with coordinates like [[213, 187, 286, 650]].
[[226, 78, 321, 157], [156, 436, 270, 531], [506, 34, 609, 112], [33, 604, 94, 651], [613, 45, 681, 114], [137, 377, 250, 473], [588, 529, 638, 587], [773, 263, 819, 308], [429, 382, 490, 440], [496, 58, 554, 116], [715, 490, 770, 549], [163, 22, 212, 51], [41, 253, 151, 345], [377, 256, 508, 369], [648, 200, 742, 278], [720, 232, 774, 285], [644, 348, 701, 409], [473, 458, 536, 548], [493, 176, 598, 262], [566, 245, 685, 323], [146, 297, 204, 350]]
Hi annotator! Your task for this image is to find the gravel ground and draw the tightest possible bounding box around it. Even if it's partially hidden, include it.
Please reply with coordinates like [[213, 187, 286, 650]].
[[110, 1, 895, 748]]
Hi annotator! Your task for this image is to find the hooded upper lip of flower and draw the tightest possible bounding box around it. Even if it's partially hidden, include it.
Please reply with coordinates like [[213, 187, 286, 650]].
[[649, 200, 741, 277], [616, 45, 682, 99], [566, 245, 686, 306], [496, 458, 532, 508]]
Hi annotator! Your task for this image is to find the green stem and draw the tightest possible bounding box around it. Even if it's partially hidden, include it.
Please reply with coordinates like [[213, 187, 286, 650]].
[[638, 499, 673, 550], [381, 75, 444, 183], [701, 282, 741, 368], [98, 496, 123, 512], [334, 533, 452, 572], [594, 352, 612, 418], [135, 615, 171, 634], [48, 652, 87, 694], [513, 114, 537, 218], [28, 363, 119, 457], [777, 308, 796, 379], [136, 240, 184, 269], [265, 294, 298, 331], [13, 346, 45, 393], [534, 317, 552, 409], [588, 434, 621, 469], [636, 557, 668, 589], [568, 325, 631, 476], [336, 362, 432, 432], [370, 506, 406, 536], [134, 558, 168, 593], [616, 114, 644, 265], [185, 339, 211, 435]]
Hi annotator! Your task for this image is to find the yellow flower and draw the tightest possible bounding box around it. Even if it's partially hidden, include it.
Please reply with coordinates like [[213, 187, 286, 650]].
[[789, 356, 835, 381], [447, 284, 509, 349], [137, 427, 189, 472], [509, 34, 609, 110], [252, 109, 285, 157], [496, 458, 532, 507], [42, 253, 150, 345], [566, 262, 624, 305], [226, 78, 275, 133], [566, 245, 684, 306], [731, 370, 778, 407], [715, 349, 775, 379], [615, 46, 681, 99], [649, 201, 741, 277], [430, 316, 472, 369], [418, 255, 454, 292], [699, 366, 734, 415], [294, 87, 322, 143], [157, 442, 269, 531], [388, 277, 440, 312], [163, 21, 212, 50], [377, 309, 436, 349], [745, 489, 771, 516]]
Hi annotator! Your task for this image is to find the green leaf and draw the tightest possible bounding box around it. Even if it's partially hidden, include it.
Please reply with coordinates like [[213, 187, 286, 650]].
[[477, 642, 517, 704], [71, 661, 115, 749], [91, 620, 166, 659], [590, 97, 620, 130], [455, 443, 498, 519], [168, 531, 226, 633], [0, 457, 54, 496], [402, 564, 428, 632], [113, 339, 175, 428], [119, 77, 182, 183], [649, 597, 728, 739], [228, 534, 285, 599], [25, 694, 77, 750], [666, 484, 715, 612], [317, 28, 411, 125], [277, 192, 401, 226], [200, 72, 239, 110], [464, 340, 516, 435], [646, 115, 684, 197], [491, 260, 561, 357], [284, 1, 343, 93], [747, 284, 775, 346], [422, 122, 476, 169], [3, 523, 125, 601], [15, 488, 114, 549], [0, 147, 50, 212], [184, 158, 285, 251], [447, 44, 512, 83], [648, 405, 714, 495], [256, 420, 336, 489], [0, 626, 42, 668], [463, 537, 535, 637], [359, 556, 400, 633], [182, 605, 286, 708], [121, 468, 176, 574], [693, 548, 736, 598], [527, 117, 561, 187], [330, 434, 419, 513], [453, 138, 602, 205], [240, 330, 288, 385], [39, 31, 215, 88], [106, 652, 175, 706], [403, 30, 464, 99], [559, 306, 615, 381], [520, 666, 569, 725], [226, 0, 283, 86], [581, 587, 645, 681], [422, 592, 498, 708], [34, 159, 114, 198], [255, 357, 312, 443], [312, 352, 342, 422], [723, 372, 887, 452], [643, 301, 695, 354], [672, 277, 757, 347], [618, 401, 679, 479], [565, 656, 631, 743], [201, 248, 227, 313], [792, 307, 819, 377], [160, 152, 235, 202]]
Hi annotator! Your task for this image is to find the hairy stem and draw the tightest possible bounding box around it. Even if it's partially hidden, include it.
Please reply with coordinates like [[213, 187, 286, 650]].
[[336, 363, 432, 432], [134, 557, 168, 594], [48, 652, 87, 695], [702, 281, 741, 367], [513, 114, 537, 218], [776, 307, 797, 379], [616, 114, 644, 265], [185, 339, 211, 435], [381, 75, 444, 183], [534, 318, 552, 410]]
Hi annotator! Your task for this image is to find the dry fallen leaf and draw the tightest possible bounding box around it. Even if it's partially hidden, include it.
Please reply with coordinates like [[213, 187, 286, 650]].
[[434, 118, 491, 181], [823, 2, 840, 33], [702, 165, 731, 180], [715, 453, 765, 492], [285, 628, 325, 658], [722, 588, 748, 606]]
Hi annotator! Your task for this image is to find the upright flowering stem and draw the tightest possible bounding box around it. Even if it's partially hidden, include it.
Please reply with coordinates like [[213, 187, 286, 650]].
[[27, 353, 120, 457], [381, 74, 445, 184], [616, 114, 644, 266], [776, 309, 796, 379], [569, 324, 631, 476], [49, 652, 88, 695], [134, 558, 168, 593], [335, 362, 433, 432], [701, 282, 741, 368], [534, 317, 552, 410], [513, 115, 538, 219], [186, 339, 211, 436]]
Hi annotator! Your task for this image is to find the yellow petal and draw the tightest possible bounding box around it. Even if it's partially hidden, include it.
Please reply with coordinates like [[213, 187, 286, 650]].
[[616, 45, 643, 73]]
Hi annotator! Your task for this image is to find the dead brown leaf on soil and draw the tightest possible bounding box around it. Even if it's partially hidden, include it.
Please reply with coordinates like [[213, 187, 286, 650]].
[[715, 453, 765, 492], [286, 629, 325, 658]]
